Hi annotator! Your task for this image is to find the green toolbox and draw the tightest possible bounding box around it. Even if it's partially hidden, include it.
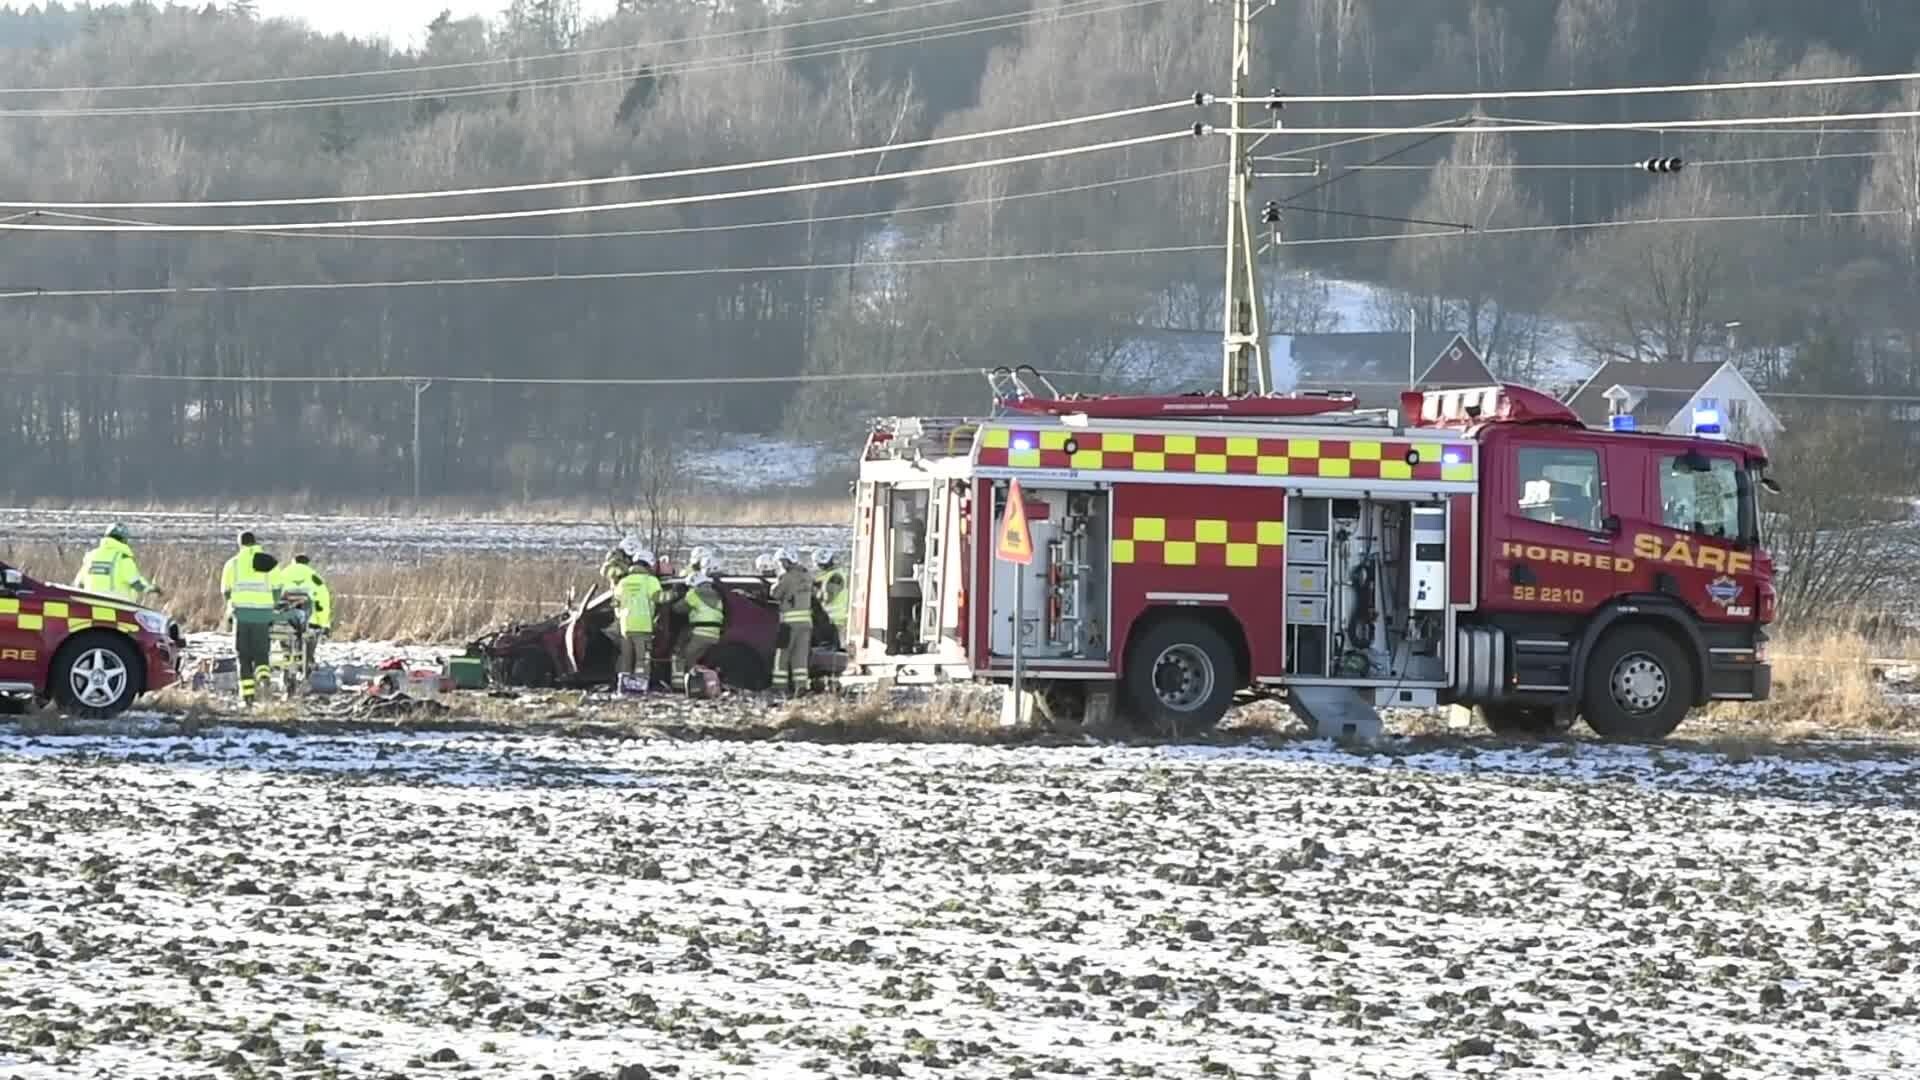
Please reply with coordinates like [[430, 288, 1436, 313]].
[[446, 656, 488, 690]]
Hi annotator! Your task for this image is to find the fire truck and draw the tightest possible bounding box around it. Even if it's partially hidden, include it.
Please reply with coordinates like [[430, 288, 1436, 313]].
[[0, 560, 183, 717], [844, 375, 1774, 740]]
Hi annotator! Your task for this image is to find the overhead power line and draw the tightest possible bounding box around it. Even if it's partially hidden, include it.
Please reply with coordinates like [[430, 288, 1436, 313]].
[[1224, 68, 1920, 106], [0, 366, 998, 386], [0, 208, 1893, 300], [0, 99, 1189, 210], [38, 163, 1223, 243], [0, 242, 1217, 299], [0, 129, 1196, 232], [0, 0, 1160, 118], [1274, 207, 1900, 249], [1216, 109, 1920, 137], [0, 0, 976, 94], [1344, 152, 1887, 171]]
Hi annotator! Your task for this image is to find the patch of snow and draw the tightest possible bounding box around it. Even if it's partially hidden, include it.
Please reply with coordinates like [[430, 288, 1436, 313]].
[[0, 730, 1915, 1078]]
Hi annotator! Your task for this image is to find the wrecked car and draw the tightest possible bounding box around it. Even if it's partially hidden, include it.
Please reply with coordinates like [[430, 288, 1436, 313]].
[[470, 574, 845, 691]]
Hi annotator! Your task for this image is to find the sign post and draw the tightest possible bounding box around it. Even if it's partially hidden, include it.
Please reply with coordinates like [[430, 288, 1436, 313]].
[[996, 479, 1034, 727]]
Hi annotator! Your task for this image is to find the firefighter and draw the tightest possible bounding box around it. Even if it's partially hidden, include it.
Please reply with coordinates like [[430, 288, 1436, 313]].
[[753, 553, 777, 578], [615, 544, 663, 687], [74, 523, 162, 604], [601, 537, 636, 588], [686, 546, 714, 576], [769, 546, 815, 695], [814, 548, 848, 651], [220, 531, 279, 705], [673, 569, 726, 677], [272, 554, 331, 670]]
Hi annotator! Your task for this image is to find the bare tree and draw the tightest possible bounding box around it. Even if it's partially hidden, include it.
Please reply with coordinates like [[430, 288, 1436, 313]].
[[1561, 173, 1758, 364], [1388, 121, 1552, 377], [1763, 411, 1920, 622]]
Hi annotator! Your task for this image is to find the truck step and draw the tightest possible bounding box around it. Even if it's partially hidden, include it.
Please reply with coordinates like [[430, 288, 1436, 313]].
[[1287, 685, 1383, 742]]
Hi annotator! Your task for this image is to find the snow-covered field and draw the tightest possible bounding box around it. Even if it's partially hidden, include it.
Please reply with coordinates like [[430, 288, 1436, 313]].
[[3, 729, 1917, 1079], [0, 507, 847, 563]]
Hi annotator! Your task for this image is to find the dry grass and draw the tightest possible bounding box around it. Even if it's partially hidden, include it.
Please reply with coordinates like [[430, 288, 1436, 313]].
[[1704, 624, 1920, 738], [775, 690, 1015, 743], [9, 492, 851, 527], [0, 541, 583, 644]]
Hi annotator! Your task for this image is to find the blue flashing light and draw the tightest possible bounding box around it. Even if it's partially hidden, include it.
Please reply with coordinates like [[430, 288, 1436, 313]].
[[1692, 408, 1724, 437], [1609, 414, 1637, 432], [1442, 450, 1464, 466], [1011, 435, 1035, 451]]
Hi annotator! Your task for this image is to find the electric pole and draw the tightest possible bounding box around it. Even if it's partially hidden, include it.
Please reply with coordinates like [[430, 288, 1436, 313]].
[[1220, 0, 1268, 397]]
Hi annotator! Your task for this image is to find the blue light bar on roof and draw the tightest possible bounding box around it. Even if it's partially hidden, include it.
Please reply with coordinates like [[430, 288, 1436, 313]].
[[1609, 414, 1636, 432]]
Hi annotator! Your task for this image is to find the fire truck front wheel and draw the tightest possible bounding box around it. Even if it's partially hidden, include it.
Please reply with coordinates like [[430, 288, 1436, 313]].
[[50, 632, 144, 718], [1581, 626, 1695, 741], [1125, 618, 1239, 736]]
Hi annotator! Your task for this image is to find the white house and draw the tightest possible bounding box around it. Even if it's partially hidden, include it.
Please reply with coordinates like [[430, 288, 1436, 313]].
[[1564, 360, 1782, 443]]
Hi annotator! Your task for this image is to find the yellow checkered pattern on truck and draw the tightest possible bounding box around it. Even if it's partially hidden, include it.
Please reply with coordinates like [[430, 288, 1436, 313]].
[[978, 427, 1476, 482], [1111, 517, 1287, 569], [0, 596, 142, 636]]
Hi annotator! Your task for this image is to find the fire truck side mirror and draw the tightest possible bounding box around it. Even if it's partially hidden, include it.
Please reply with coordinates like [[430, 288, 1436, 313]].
[[0, 568, 19, 591], [1759, 475, 1783, 495], [1601, 514, 1623, 535]]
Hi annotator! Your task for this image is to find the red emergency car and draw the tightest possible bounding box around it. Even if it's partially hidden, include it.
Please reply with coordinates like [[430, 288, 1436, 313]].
[[0, 560, 183, 716], [845, 384, 1774, 740]]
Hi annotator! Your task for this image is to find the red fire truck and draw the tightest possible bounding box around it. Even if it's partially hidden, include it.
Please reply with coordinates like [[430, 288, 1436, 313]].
[[845, 380, 1774, 740]]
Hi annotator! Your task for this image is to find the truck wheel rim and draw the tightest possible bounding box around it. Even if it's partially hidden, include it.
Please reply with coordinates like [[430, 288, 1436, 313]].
[[1152, 644, 1214, 712], [70, 648, 128, 709], [1609, 653, 1668, 714]]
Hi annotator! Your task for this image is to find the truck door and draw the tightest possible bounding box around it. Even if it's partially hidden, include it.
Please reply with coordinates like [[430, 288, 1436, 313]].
[[1485, 431, 1629, 615], [1623, 445, 1761, 623]]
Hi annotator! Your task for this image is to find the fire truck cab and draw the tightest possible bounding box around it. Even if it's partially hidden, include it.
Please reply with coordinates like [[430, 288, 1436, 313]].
[[846, 380, 1773, 740]]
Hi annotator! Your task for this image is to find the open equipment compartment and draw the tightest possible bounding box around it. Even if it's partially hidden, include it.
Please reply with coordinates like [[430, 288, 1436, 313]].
[[1283, 494, 1449, 687]]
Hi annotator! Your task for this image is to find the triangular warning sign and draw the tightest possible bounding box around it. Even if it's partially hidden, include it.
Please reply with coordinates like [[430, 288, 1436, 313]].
[[996, 479, 1034, 565]]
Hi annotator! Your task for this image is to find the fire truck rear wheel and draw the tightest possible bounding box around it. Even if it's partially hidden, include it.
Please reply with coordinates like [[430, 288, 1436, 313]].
[[1581, 626, 1694, 741], [1125, 618, 1238, 736], [1477, 704, 1556, 737], [50, 633, 143, 718]]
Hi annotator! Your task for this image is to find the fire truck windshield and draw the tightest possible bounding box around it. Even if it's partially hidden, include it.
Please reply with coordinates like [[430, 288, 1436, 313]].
[[1660, 454, 1756, 545]]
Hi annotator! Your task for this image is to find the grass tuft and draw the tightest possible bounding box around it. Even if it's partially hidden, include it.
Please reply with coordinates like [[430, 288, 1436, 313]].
[[1706, 625, 1918, 736]]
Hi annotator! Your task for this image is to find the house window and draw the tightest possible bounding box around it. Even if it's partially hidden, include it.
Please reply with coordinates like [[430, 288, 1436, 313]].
[[1516, 447, 1603, 532], [1696, 396, 1718, 413], [1727, 399, 1747, 427]]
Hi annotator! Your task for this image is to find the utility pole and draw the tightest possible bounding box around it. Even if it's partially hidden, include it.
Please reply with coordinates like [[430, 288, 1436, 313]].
[[411, 379, 433, 500], [1220, 0, 1269, 397]]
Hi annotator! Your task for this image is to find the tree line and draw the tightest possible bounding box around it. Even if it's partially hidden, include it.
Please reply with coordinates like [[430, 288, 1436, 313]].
[[1, 0, 1919, 503]]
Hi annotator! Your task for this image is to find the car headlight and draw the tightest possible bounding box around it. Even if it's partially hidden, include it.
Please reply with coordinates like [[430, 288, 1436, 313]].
[[135, 610, 169, 636]]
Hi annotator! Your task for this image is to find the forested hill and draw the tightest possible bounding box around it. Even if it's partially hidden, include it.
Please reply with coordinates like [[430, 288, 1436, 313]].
[[1, 0, 1916, 499], [0, 2, 88, 49]]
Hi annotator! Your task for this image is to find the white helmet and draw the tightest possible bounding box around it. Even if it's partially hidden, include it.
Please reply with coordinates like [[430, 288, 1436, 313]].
[[619, 534, 643, 558], [754, 554, 776, 574], [688, 545, 713, 570], [629, 547, 656, 567], [776, 546, 799, 566], [813, 548, 836, 569]]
